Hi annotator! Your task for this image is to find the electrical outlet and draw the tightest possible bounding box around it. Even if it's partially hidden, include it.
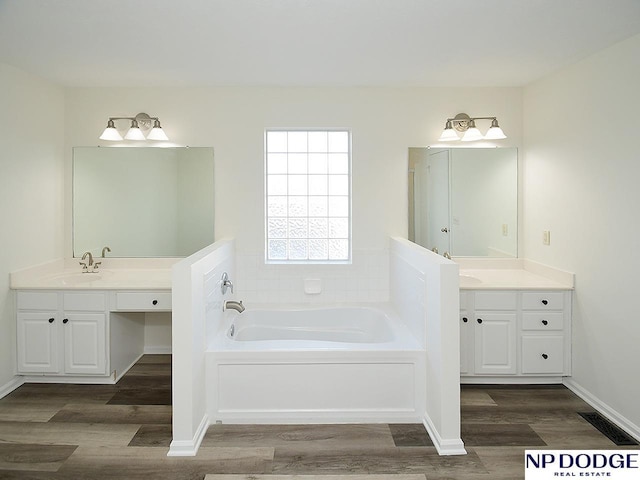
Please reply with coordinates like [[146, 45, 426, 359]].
[[502, 224, 508, 236], [543, 230, 551, 245]]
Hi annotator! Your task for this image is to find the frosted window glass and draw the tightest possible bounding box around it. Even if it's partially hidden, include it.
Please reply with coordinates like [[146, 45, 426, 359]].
[[328, 175, 348, 196], [309, 239, 329, 259], [267, 131, 287, 152], [267, 175, 288, 195], [288, 175, 307, 195], [328, 153, 349, 174], [288, 153, 307, 174], [288, 132, 307, 152], [329, 218, 349, 238], [328, 196, 349, 217], [288, 196, 308, 217], [268, 239, 287, 259], [268, 218, 287, 238], [308, 132, 328, 152], [267, 196, 287, 216], [308, 175, 328, 195], [288, 239, 308, 259], [309, 218, 328, 238], [308, 153, 328, 174], [329, 239, 349, 260], [267, 153, 288, 174], [308, 196, 328, 216], [265, 129, 350, 262], [328, 131, 349, 152], [288, 218, 308, 238]]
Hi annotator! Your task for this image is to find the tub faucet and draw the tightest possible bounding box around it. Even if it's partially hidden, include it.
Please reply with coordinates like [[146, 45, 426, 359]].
[[443, 251, 452, 260], [80, 251, 93, 272], [224, 300, 245, 313]]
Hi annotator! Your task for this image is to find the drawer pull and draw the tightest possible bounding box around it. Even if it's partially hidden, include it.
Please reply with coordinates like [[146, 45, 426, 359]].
[[541, 299, 548, 305], [477, 318, 483, 324], [63, 318, 69, 324], [462, 317, 468, 323], [48, 317, 54, 323], [541, 319, 548, 326], [152, 300, 158, 305], [542, 353, 548, 359]]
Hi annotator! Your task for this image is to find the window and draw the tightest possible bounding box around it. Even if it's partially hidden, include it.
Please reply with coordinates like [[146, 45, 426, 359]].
[[265, 130, 351, 262]]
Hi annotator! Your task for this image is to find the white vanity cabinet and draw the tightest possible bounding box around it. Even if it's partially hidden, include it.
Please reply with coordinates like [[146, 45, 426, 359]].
[[460, 289, 572, 382], [16, 291, 108, 376]]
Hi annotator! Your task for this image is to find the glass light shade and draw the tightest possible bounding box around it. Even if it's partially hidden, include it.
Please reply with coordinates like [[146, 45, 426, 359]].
[[461, 120, 484, 142], [485, 119, 507, 140], [99, 119, 123, 141], [438, 127, 460, 142], [147, 120, 169, 141], [124, 124, 146, 141]]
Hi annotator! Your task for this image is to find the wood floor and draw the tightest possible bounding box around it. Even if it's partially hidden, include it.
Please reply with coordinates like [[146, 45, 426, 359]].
[[0, 354, 627, 480]]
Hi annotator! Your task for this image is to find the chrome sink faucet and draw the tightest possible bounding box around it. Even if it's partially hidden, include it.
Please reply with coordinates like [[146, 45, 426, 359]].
[[79, 251, 93, 272], [224, 300, 245, 313]]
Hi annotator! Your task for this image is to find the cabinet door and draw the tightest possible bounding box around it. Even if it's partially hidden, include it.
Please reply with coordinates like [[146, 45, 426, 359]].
[[17, 312, 60, 373], [474, 313, 517, 375], [63, 313, 107, 375], [460, 312, 471, 375]]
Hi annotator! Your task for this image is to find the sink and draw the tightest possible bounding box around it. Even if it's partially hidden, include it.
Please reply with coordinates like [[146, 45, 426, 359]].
[[43, 271, 111, 286], [460, 274, 482, 286]]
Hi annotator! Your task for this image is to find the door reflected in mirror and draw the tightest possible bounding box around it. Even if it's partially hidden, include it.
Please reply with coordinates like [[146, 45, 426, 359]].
[[73, 147, 214, 258], [409, 147, 517, 257]]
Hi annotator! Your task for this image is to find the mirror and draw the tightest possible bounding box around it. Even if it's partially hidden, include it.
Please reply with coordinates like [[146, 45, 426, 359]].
[[409, 147, 517, 257], [73, 147, 214, 257]]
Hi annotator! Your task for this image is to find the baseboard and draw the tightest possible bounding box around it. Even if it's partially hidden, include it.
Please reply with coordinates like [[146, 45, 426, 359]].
[[113, 353, 144, 383], [0, 376, 25, 399], [461, 376, 564, 385], [422, 413, 466, 456], [563, 377, 640, 442], [144, 346, 172, 354], [167, 414, 209, 457]]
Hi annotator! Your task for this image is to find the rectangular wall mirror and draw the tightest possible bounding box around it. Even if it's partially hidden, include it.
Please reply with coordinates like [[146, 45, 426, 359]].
[[73, 146, 215, 258], [409, 147, 518, 257]]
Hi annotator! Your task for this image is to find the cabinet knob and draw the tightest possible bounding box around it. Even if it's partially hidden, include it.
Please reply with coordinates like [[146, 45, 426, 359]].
[[48, 317, 55, 323], [63, 318, 69, 324], [542, 353, 548, 359], [541, 299, 548, 305], [477, 318, 483, 324], [462, 317, 468, 323], [541, 319, 549, 326], [152, 300, 158, 305]]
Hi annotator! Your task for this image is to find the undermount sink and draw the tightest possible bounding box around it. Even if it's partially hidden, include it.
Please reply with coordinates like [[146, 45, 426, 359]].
[[459, 274, 482, 286]]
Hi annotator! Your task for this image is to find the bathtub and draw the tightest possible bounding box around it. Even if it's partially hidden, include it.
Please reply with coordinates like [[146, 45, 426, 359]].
[[206, 303, 425, 424]]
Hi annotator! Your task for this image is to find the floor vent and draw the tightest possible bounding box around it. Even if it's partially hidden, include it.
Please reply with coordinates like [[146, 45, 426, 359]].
[[579, 412, 639, 446]]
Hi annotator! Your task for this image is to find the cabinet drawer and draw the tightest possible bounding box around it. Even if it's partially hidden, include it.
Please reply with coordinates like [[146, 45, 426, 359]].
[[522, 292, 564, 310], [63, 293, 106, 311], [521, 335, 564, 374], [115, 292, 171, 311], [522, 312, 564, 331], [17, 291, 58, 311], [474, 291, 517, 310]]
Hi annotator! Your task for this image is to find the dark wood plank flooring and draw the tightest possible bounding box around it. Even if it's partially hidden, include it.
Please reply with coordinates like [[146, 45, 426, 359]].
[[0, 355, 628, 479]]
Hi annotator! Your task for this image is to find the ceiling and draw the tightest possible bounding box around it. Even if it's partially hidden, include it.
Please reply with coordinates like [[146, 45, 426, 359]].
[[1, 0, 640, 88]]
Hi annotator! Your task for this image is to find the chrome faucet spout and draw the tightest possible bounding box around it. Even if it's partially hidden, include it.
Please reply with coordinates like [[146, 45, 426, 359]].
[[80, 251, 94, 272], [224, 300, 245, 313]]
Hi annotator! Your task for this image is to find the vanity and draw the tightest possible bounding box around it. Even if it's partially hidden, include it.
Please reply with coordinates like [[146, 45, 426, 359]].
[[11, 261, 173, 383], [457, 259, 574, 383]]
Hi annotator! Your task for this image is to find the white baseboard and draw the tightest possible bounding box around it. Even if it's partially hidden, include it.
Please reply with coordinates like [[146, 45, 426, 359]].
[[563, 377, 640, 442], [167, 414, 210, 457], [144, 346, 172, 354], [0, 376, 25, 399], [422, 413, 466, 456]]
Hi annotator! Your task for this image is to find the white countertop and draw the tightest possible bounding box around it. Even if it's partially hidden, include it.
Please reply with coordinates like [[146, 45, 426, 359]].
[[10, 259, 175, 290]]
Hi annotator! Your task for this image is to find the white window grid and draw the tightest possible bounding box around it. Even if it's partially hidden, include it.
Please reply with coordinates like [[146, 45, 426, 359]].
[[265, 129, 351, 263]]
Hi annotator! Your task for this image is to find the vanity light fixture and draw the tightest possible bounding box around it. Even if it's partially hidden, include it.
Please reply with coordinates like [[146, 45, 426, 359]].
[[438, 113, 507, 142], [99, 112, 169, 141]]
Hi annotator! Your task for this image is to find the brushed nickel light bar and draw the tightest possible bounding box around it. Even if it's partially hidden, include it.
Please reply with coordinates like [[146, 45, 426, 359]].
[[438, 113, 506, 142], [99, 112, 168, 141]]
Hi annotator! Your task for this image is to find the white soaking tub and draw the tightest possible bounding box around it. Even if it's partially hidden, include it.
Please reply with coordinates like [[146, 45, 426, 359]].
[[206, 303, 425, 425]]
